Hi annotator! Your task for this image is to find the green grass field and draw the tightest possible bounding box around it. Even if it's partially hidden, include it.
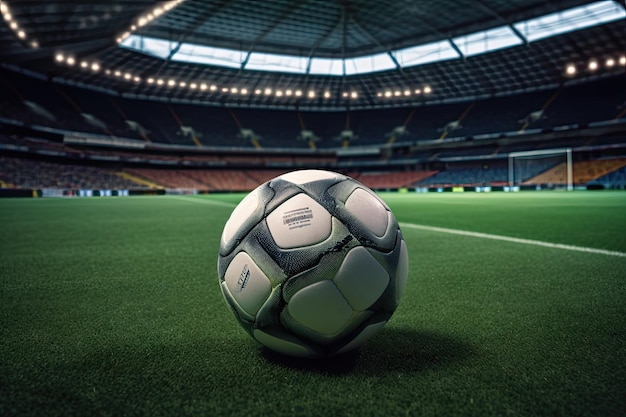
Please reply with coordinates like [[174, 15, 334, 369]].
[[1, 192, 624, 417]]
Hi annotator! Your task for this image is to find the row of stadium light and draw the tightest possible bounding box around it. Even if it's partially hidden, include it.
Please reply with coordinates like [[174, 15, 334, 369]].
[[376, 87, 432, 98], [117, 1, 626, 77], [565, 55, 626, 76], [0, 2, 38, 48], [54, 52, 433, 100], [107, 0, 436, 100], [115, 0, 186, 44], [1, 0, 184, 49]]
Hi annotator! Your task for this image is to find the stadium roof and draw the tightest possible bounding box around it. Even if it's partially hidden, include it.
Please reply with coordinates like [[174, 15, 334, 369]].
[[1, 0, 625, 110]]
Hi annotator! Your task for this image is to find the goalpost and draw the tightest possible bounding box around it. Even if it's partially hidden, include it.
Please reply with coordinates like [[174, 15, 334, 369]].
[[508, 148, 573, 191]]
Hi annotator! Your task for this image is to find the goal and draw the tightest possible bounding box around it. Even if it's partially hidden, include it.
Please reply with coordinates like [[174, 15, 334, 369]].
[[508, 148, 573, 190]]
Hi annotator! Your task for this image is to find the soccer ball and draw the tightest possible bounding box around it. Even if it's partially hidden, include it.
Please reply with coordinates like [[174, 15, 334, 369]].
[[217, 169, 409, 358]]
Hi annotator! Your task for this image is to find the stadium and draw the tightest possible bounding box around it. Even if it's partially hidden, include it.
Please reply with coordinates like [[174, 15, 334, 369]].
[[0, 0, 625, 416]]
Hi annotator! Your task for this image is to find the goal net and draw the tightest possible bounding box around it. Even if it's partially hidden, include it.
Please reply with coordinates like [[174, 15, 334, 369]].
[[508, 148, 573, 190]]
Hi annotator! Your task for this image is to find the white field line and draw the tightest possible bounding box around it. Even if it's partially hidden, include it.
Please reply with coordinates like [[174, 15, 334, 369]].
[[400, 222, 626, 258], [171, 197, 625, 258], [168, 195, 237, 208]]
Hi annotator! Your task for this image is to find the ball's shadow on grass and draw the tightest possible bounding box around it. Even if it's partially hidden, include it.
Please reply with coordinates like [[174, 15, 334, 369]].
[[261, 327, 475, 375]]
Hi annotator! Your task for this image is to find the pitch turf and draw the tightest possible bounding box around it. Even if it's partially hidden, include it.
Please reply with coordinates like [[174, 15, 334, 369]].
[[1, 191, 624, 417]]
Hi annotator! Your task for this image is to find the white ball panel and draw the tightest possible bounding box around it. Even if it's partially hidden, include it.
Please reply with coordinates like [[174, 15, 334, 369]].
[[335, 321, 387, 355], [279, 169, 338, 185], [288, 280, 353, 335], [344, 188, 388, 237], [266, 193, 332, 249], [253, 329, 315, 358], [333, 246, 390, 311], [221, 189, 260, 247], [220, 282, 255, 322], [224, 251, 271, 317], [395, 240, 409, 303]]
